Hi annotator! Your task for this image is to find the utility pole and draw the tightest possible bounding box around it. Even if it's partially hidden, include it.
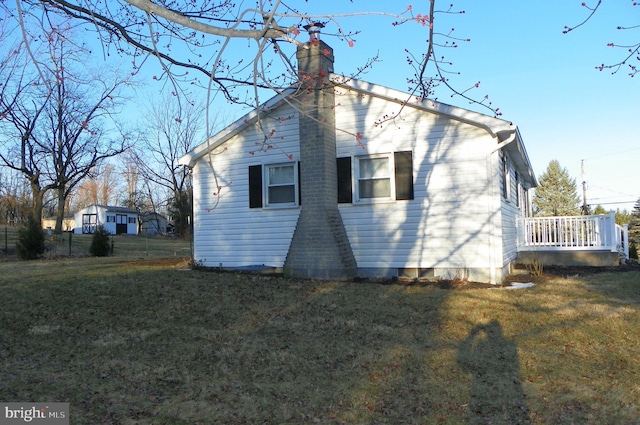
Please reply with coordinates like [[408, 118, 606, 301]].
[[581, 159, 589, 215]]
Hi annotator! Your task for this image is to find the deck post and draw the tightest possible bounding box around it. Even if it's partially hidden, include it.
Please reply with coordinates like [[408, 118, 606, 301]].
[[608, 211, 617, 253], [623, 224, 629, 260]]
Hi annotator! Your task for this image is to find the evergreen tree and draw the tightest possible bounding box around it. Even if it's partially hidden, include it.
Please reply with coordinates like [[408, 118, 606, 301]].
[[593, 205, 607, 215], [616, 208, 631, 226], [628, 198, 640, 245], [16, 214, 46, 260], [532, 160, 581, 216], [89, 225, 112, 257]]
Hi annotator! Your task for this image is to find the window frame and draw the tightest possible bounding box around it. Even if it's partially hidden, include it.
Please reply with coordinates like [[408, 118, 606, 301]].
[[501, 152, 511, 201], [263, 162, 299, 208], [355, 153, 394, 202]]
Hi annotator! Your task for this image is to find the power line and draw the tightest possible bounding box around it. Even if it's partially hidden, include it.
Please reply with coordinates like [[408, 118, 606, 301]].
[[581, 147, 640, 161], [588, 201, 636, 206]]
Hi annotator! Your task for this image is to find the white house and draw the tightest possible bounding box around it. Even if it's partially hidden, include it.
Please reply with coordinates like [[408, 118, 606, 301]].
[[72, 204, 139, 235], [179, 29, 537, 283]]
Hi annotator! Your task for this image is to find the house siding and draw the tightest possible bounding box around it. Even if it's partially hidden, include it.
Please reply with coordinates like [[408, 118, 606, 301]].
[[500, 150, 526, 269], [186, 83, 534, 283], [191, 105, 301, 269], [334, 90, 504, 281]]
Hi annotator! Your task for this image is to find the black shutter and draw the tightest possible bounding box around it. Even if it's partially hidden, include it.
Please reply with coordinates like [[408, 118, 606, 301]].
[[248, 165, 263, 208], [337, 157, 352, 203], [297, 161, 302, 206], [394, 151, 414, 200]]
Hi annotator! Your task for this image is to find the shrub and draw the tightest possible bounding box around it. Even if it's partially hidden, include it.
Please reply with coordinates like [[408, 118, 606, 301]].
[[89, 225, 112, 257], [16, 215, 46, 260], [630, 243, 638, 260]]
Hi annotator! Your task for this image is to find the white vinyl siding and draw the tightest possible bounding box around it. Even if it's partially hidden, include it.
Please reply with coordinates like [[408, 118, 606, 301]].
[[500, 150, 526, 266], [334, 89, 505, 275], [190, 104, 301, 268], [187, 81, 532, 282]]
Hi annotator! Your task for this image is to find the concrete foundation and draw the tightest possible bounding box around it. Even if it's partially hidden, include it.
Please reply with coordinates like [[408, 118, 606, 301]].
[[516, 250, 621, 267]]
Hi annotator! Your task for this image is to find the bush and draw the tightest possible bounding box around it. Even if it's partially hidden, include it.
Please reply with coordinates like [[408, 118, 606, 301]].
[[630, 243, 638, 260], [16, 215, 46, 260], [89, 225, 112, 257]]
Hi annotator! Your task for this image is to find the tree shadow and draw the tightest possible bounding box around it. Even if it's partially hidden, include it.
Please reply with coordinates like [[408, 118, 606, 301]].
[[457, 320, 530, 424]]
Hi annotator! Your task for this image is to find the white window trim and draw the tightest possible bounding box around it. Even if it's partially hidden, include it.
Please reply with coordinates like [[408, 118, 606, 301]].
[[263, 162, 298, 208], [354, 153, 395, 203]]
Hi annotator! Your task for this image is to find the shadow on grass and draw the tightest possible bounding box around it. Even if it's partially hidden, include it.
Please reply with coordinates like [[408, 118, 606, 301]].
[[457, 320, 530, 425], [7, 263, 640, 424]]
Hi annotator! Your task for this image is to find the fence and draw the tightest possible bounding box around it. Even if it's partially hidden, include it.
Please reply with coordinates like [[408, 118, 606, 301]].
[[2, 226, 192, 260], [517, 212, 629, 259], [1, 227, 93, 258]]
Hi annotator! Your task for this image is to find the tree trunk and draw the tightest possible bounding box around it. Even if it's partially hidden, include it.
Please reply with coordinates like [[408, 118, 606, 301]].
[[29, 179, 45, 228], [55, 185, 67, 234]]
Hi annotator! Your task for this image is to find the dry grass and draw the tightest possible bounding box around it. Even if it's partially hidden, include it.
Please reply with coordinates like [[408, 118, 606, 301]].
[[1, 254, 639, 424]]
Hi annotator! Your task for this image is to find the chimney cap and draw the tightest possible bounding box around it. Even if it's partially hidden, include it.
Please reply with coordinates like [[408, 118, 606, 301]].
[[303, 22, 325, 39]]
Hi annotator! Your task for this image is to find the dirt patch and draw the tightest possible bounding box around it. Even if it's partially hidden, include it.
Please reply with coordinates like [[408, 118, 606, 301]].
[[120, 258, 191, 268], [506, 260, 640, 285]]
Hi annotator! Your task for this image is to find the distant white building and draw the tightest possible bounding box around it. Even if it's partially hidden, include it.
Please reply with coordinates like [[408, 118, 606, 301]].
[[72, 205, 139, 235], [140, 212, 169, 236]]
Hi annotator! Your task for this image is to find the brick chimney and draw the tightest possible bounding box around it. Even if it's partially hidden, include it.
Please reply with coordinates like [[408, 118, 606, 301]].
[[283, 24, 357, 280]]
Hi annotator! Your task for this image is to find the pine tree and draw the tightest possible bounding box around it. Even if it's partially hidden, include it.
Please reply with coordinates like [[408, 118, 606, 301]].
[[628, 198, 640, 246], [16, 215, 46, 260], [533, 160, 581, 216], [89, 225, 112, 257]]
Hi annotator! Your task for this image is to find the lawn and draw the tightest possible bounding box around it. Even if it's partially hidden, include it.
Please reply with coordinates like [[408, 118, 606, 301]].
[[0, 226, 192, 259], [1, 251, 639, 424]]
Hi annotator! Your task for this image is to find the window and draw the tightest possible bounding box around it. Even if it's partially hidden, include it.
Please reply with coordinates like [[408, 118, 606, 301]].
[[501, 152, 510, 200], [266, 164, 296, 205], [358, 155, 391, 199], [249, 152, 413, 209], [515, 171, 521, 207], [106, 215, 115, 223], [128, 217, 137, 224], [351, 152, 413, 202], [248, 163, 299, 208]]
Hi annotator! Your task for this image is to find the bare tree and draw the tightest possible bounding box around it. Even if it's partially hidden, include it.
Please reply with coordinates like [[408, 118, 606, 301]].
[[564, 1, 640, 76], [0, 168, 31, 226], [6, 0, 495, 119], [71, 163, 119, 210], [0, 40, 56, 225], [132, 95, 206, 236], [0, 18, 134, 231], [119, 151, 146, 210]]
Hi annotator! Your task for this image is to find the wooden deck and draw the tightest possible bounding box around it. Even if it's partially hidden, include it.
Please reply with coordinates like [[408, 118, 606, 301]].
[[516, 212, 629, 267]]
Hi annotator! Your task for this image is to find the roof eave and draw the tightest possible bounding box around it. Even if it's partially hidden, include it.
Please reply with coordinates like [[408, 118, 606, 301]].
[[329, 74, 515, 138], [179, 87, 298, 168]]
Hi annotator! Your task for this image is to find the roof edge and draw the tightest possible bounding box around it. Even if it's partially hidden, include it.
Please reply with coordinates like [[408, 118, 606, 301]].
[[179, 87, 298, 168], [329, 74, 515, 138]]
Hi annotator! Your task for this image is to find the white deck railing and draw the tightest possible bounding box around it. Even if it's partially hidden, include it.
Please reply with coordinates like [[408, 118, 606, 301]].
[[517, 211, 629, 259]]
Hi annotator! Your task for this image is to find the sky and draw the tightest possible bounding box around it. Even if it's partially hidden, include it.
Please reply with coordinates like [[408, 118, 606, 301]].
[[7, 0, 637, 212], [279, 0, 639, 213], [166, 0, 637, 212]]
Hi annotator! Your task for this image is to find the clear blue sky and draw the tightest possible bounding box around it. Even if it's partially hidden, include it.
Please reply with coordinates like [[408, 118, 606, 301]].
[[87, 0, 638, 212], [290, 0, 639, 212]]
